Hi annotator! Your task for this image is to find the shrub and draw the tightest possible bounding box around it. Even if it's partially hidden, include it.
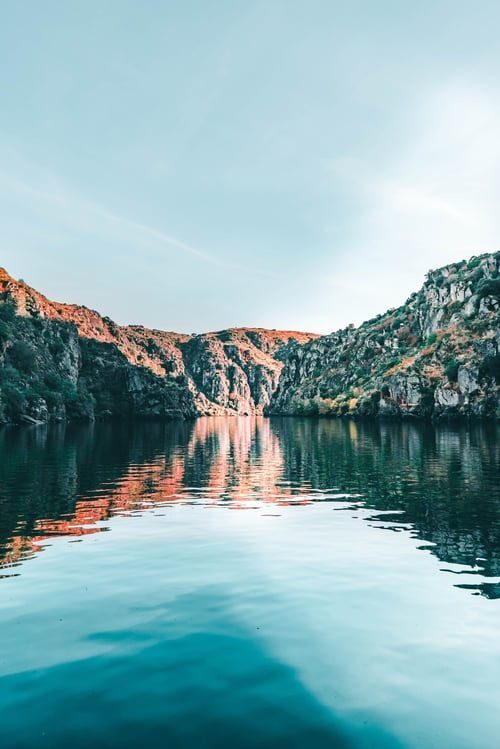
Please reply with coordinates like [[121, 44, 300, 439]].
[[291, 395, 314, 415], [479, 355, 500, 384], [9, 341, 36, 373], [445, 359, 460, 383], [477, 278, 500, 301], [420, 386, 436, 411], [0, 304, 16, 322], [2, 382, 26, 419], [50, 336, 65, 357], [44, 372, 64, 391], [0, 320, 10, 344], [33, 382, 62, 408], [468, 256, 481, 270]]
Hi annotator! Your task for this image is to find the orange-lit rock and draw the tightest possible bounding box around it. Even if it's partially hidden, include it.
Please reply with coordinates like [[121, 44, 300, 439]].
[[0, 268, 317, 422]]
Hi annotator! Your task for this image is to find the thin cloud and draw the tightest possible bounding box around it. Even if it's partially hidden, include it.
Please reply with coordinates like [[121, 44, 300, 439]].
[[0, 169, 276, 278], [328, 81, 500, 256], [327, 155, 477, 227], [315, 81, 500, 331]]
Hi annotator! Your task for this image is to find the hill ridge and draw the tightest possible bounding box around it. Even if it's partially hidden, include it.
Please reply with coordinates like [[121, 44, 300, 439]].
[[0, 269, 317, 422], [269, 251, 500, 419]]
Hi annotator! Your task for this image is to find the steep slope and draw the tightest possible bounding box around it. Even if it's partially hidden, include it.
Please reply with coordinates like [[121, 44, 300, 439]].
[[0, 268, 316, 423], [270, 252, 500, 419]]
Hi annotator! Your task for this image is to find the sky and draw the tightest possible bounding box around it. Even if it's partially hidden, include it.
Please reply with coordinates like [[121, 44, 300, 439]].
[[1, 1, 500, 334]]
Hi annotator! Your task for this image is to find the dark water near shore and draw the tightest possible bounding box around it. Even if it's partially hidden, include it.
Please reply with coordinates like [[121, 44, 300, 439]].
[[0, 417, 499, 748]]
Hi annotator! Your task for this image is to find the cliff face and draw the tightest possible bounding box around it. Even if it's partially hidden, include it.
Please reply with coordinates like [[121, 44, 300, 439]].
[[270, 252, 500, 419], [3, 250, 500, 425], [0, 268, 316, 423]]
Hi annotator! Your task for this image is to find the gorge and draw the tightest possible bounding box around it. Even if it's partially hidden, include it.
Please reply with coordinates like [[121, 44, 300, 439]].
[[1, 250, 499, 424]]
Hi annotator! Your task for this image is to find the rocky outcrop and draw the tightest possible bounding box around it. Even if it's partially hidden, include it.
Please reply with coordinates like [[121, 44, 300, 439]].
[[0, 268, 316, 423], [270, 252, 500, 419], [4, 250, 500, 424]]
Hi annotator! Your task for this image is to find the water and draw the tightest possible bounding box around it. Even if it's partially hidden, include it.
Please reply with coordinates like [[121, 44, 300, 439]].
[[0, 417, 499, 748]]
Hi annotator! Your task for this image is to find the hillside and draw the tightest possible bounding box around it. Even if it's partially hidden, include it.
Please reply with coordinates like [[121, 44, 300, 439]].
[[2, 251, 500, 424], [269, 252, 500, 419], [0, 268, 316, 423]]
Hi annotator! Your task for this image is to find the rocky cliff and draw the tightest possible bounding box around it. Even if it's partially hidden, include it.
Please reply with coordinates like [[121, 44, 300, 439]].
[[3, 250, 500, 425], [0, 268, 316, 423], [270, 251, 500, 419]]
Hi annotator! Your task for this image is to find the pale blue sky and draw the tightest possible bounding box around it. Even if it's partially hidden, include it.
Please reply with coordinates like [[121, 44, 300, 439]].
[[2, 1, 500, 333]]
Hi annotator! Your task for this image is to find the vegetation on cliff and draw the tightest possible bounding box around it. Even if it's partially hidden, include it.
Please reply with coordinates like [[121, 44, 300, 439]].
[[2, 250, 500, 424], [269, 252, 500, 419], [0, 268, 315, 424]]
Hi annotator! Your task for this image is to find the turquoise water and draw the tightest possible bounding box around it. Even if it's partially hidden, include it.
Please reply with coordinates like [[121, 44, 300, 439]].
[[0, 417, 499, 748]]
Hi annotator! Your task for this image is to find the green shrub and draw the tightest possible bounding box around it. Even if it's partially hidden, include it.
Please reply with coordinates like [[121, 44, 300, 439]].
[[479, 355, 500, 384], [477, 278, 500, 301], [2, 382, 26, 419], [420, 386, 436, 411], [50, 336, 65, 357], [35, 383, 62, 408], [0, 304, 16, 322], [291, 395, 313, 415], [9, 341, 36, 373], [0, 364, 21, 385], [44, 372, 64, 391], [445, 359, 460, 383], [0, 320, 10, 343]]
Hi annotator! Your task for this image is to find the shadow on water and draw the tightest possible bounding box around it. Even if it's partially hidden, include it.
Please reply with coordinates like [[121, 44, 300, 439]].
[[0, 417, 500, 596], [0, 588, 404, 749]]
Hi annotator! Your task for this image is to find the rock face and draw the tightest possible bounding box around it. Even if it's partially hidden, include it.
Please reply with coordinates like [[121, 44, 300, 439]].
[[270, 252, 500, 419], [3, 250, 500, 424], [0, 268, 316, 423]]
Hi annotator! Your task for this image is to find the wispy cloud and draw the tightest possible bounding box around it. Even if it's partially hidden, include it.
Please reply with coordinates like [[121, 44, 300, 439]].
[[314, 81, 500, 329], [328, 156, 477, 227], [328, 82, 500, 255], [0, 166, 276, 278]]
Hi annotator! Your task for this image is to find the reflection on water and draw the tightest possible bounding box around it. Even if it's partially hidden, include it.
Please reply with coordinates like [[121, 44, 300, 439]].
[[1, 417, 499, 596], [0, 606, 356, 749], [2, 418, 500, 749]]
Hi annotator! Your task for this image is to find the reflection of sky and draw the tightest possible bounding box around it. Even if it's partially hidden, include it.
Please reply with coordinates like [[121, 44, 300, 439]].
[[2, 3, 500, 333], [2, 501, 500, 749], [1, 418, 500, 748]]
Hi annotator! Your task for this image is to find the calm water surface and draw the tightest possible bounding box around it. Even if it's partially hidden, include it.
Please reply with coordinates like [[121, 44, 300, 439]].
[[0, 417, 499, 748]]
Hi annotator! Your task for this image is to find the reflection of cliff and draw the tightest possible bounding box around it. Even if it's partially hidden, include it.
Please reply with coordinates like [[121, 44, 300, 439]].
[[180, 418, 287, 505], [271, 418, 500, 578], [1, 420, 500, 590], [0, 419, 290, 571], [0, 421, 194, 570]]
